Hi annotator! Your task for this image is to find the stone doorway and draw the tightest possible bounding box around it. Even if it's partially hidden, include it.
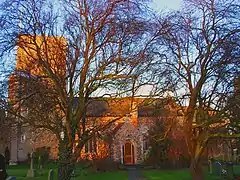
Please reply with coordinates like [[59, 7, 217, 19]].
[[123, 140, 135, 164]]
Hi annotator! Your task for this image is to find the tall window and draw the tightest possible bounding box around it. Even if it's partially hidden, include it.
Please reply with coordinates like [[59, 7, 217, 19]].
[[89, 139, 93, 153], [20, 134, 26, 143], [143, 137, 149, 153], [85, 138, 97, 153]]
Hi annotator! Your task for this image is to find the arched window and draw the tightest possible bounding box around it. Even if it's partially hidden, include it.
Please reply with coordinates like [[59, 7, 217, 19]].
[[20, 134, 26, 143], [143, 136, 149, 153]]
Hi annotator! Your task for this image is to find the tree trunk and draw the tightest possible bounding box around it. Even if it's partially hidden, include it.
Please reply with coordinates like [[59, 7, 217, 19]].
[[58, 142, 75, 180], [190, 158, 204, 180]]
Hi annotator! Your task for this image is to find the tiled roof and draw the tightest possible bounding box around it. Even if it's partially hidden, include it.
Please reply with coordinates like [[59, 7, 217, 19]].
[[72, 97, 178, 117]]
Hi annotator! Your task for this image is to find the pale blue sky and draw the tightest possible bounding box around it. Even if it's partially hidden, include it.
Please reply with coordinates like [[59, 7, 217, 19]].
[[151, 0, 181, 11]]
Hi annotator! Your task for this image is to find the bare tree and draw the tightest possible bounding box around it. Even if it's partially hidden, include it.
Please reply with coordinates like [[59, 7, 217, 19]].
[[0, 0, 164, 179], [152, 0, 240, 179]]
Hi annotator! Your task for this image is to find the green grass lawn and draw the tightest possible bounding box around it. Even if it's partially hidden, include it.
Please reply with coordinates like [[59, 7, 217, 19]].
[[142, 168, 237, 180], [6, 164, 128, 180], [142, 163, 240, 180], [8, 163, 240, 180], [143, 169, 191, 180]]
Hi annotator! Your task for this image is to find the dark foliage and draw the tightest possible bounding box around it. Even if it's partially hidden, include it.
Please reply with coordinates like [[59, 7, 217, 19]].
[[93, 158, 119, 172], [34, 146, 50, 167], [144, 120, 172, 168]]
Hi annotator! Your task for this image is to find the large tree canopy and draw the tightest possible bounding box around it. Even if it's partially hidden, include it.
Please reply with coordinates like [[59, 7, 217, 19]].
[[152, 0, 240, 179], [0, 0, 164, 179]]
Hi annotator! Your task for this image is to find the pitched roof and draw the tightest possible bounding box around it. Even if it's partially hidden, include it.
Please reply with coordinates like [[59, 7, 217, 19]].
[[72, 97, 179, 117]]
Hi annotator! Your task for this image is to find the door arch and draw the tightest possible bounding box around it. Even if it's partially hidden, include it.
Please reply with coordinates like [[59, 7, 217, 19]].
[[123, 140, 135, 164]]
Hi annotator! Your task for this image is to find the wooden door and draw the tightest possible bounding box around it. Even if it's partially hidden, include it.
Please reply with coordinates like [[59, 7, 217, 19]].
[[123, 141, 135, 164]]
